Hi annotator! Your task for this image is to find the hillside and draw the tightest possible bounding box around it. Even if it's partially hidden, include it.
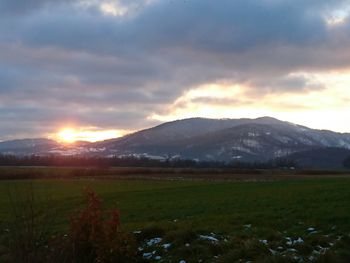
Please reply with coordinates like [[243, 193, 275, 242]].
[[1, 117, 350, 168], [94, 117, 350, 162]]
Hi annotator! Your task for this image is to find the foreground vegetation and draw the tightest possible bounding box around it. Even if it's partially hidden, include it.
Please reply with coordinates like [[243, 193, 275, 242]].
[[0, 169, 350, 262], [0, 154, 298, 169]]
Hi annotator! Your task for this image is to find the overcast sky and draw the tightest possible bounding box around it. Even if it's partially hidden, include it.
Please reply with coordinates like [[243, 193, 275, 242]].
[[1, 0, 350, 141]]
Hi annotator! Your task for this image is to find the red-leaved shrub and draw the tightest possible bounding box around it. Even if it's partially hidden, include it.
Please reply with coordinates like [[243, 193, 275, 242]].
[[51, 188, 137, 263]]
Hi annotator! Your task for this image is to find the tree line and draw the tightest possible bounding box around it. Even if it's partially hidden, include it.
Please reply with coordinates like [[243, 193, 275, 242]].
[[0, 154, 297, 169]]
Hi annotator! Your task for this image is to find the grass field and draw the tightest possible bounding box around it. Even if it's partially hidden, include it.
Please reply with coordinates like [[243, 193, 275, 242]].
[[1, 168, 350, 262]]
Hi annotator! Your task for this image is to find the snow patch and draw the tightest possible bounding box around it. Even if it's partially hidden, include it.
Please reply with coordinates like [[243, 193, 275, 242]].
[[146, 237, 162, 246]]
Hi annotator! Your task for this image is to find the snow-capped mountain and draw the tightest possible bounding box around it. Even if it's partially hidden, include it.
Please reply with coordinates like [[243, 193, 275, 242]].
[[94, 117, 350, 161], [0, 138, 59, 155], [0, 138, 94, 156], [1, 117, 350, 164]]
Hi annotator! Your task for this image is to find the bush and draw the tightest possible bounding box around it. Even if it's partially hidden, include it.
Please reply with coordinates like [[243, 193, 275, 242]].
[[50, 188, 138, 263], [1, 186, 139, 263]]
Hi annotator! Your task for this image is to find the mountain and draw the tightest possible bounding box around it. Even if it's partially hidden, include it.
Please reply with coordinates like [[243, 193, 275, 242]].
[[1, 117, 350, 169], [94, 117, 350, 162], [0, 139, 58, 155], [0, 138, 93, 156], [286, 147, 350, 170]]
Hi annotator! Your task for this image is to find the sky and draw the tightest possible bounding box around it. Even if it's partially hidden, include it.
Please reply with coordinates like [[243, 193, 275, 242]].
[[1, 0, 350, 141]]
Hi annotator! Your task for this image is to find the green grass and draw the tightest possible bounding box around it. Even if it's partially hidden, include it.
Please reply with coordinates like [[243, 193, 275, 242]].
[[1, 178, 350, 231], [1, 177, 350, 262]]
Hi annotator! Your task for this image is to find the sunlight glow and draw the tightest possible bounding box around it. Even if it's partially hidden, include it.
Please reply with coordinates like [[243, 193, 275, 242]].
[[57, 127, 125, 143], [324, 8, 349, 26], [150, 71, 350, 132], [100, 2, 128, 16], [58, 128, 76, 143]]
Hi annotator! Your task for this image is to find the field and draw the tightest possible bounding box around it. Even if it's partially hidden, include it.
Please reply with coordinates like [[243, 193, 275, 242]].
[[1, 167, 350, 262]]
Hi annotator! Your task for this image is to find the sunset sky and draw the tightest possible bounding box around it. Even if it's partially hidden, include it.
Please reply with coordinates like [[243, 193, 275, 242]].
[[1, 0, 350, 141]]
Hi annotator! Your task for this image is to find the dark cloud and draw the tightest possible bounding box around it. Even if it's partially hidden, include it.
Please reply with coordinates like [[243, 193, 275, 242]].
[[0, 0, 77, 15], [1, 0, 350, 139], [1, 1, 328, 53]]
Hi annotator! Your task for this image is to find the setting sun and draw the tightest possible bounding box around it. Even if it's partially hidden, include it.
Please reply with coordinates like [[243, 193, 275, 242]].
[[57, 128, 125, 143], [58, 128, 76, 143]]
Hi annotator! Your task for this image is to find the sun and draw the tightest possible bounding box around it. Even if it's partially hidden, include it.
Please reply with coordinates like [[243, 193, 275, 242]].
[[58, 128, 77, 143], [56, 127, 126, 143]]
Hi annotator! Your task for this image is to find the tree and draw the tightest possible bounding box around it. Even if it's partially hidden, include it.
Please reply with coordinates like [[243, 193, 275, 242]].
[[343, 156, 350, 169]]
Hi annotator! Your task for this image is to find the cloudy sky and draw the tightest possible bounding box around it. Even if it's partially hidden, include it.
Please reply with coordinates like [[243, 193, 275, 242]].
[[1, 0, 350, 141]]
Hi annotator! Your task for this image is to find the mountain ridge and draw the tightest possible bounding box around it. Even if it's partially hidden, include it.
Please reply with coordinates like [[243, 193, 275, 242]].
[[1, 117, 350, 168]]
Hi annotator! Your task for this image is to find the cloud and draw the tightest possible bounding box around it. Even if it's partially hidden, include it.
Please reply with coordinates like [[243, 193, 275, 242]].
[[0, 0, 78, 15], [1, 0, 350, 139]]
